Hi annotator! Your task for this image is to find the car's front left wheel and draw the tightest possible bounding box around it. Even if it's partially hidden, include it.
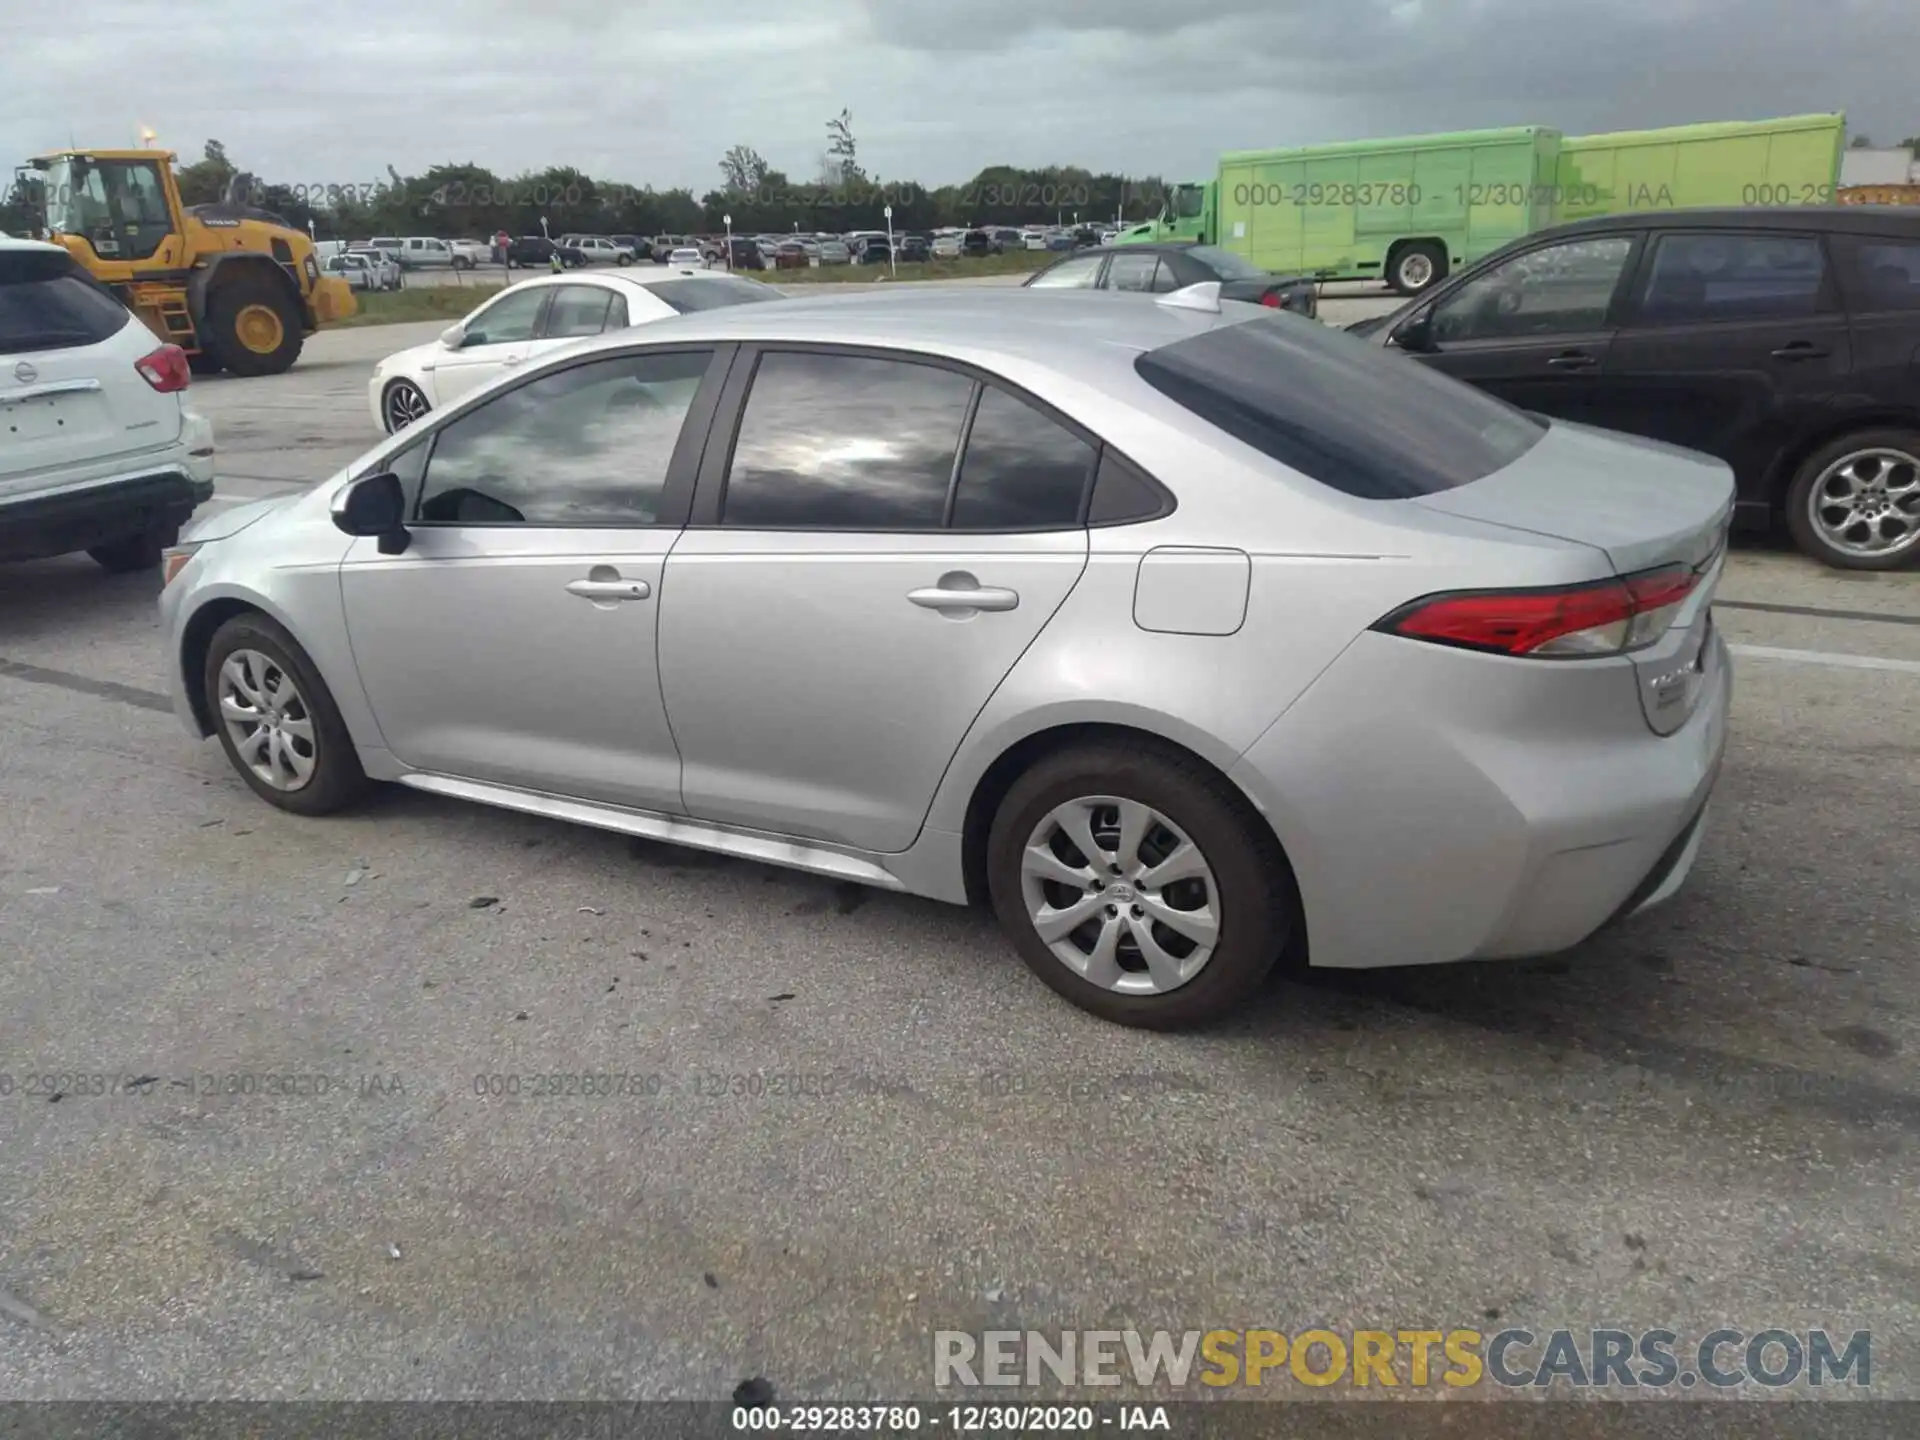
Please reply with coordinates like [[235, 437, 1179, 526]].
[[204, 613, 371, 816], [986, 742, 1294, 1029]]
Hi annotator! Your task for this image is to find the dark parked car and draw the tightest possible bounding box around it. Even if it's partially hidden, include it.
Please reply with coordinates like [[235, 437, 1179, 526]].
[[610, 234, 652, 262], [1024, 242, 1318, 318], [962, 229, 996, 258], [727, 237, 767, 270], [505, 236, 584, 269], [773, 241, 810, 271], [853, 236, 892, 266], [1348, 208, 1920, 570], [894, 234, 932, 262]]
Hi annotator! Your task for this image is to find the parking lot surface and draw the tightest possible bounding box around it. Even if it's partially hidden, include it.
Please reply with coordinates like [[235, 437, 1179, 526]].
[[1, 294, 1915, 1410]]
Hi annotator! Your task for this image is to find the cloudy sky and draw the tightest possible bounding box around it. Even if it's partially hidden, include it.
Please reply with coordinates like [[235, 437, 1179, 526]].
[[4, 1, 1914, 193]]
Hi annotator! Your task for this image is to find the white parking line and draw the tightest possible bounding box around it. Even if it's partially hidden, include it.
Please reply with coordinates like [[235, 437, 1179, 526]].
[[1729, 643, 1920, 676]]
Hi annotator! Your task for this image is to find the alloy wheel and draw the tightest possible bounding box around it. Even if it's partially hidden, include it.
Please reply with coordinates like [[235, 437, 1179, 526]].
[[384, 381, 430, 432], [218, 649, 317, 791], [1807, 447, 1920, 560], [1019, 796, 1220, 995]]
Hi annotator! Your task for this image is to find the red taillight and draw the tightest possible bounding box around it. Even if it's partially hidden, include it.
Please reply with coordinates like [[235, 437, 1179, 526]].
[[1261, 290, 1283, 307], [1377, 565, 1700, 658], [135, 344, 190, 393]]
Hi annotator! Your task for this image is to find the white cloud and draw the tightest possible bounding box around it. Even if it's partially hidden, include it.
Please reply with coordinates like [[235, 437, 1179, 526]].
[[1, 0, 1909, 195]]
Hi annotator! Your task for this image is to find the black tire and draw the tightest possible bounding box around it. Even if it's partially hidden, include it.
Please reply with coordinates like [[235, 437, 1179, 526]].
[[87, 521, 178, 573], [1784, 428, 1920, 571], [203, 613, 371, 816], [985, 742, 1294, 1030], [616, 253, 633, 266], [202, 271, 303, 376], [1388, 240, 1447, 297], [451, 255, 472, 271]]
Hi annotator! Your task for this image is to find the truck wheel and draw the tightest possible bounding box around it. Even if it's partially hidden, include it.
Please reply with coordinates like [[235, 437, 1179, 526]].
[[187, 352, 223, 377], [1389, 241, 1447, 296], [204, 274, 303, 377], [451, 255, 471, 271]]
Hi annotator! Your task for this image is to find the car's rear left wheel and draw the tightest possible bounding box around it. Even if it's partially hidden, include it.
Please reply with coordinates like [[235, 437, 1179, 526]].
[[1785, 429, 1920, 570], [986, 743, 1293, 1029], [204, 614, 371, 816]]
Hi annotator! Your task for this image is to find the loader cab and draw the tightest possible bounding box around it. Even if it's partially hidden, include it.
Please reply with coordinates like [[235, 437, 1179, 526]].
[[32, 153, 179, 264]]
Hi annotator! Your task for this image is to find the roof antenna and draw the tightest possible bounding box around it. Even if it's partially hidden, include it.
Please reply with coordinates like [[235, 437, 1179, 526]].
[[1156, 281, 1222, 314]]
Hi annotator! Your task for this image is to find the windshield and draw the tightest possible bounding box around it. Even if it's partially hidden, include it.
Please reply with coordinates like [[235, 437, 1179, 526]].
[[1171, 185, 1207, 220], [1135, 311, 1544, 499], [0, 247, 132, 354], [1187, 245, 1267, 280], [39, 157, 173, 262]]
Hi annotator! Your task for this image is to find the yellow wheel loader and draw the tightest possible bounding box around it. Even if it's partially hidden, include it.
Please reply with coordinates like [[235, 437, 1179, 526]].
[[21, 149, 356, 376]]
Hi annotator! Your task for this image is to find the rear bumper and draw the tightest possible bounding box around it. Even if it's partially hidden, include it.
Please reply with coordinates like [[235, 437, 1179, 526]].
[[0, 452, 214, 564], [1230, 624, 1731, 969]]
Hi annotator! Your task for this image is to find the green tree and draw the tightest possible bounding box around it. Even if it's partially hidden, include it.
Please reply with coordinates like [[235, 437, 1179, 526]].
[[175, 140, 238, 206], [719, 145, 771, 196]]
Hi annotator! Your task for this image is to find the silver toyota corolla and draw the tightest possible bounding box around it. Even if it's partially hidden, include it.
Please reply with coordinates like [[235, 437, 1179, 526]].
[[157, 286, 1733, 1029]]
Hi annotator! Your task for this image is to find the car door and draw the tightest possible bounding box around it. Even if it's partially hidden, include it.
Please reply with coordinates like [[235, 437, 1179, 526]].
[[658, 348, 1097, 854], [429, 285, 552, 406], [337, 346, 726, 811], [1603, 228, 1851, 499], [1398, 232, 1640, 424]]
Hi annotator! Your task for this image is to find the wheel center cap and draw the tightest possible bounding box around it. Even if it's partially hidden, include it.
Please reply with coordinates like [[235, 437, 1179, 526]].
[[1108, 882, 1138, 904]]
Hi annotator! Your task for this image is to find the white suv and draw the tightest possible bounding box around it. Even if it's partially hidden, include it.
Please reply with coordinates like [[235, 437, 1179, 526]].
[[1, 239, 215, 570]]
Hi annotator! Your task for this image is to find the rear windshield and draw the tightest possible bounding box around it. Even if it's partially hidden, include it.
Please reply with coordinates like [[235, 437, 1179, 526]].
[[0, 249, 131, 356], [1186, 245, 1267, 281], [1134, 312, 1545, 498], [648, 277, 781, 312]]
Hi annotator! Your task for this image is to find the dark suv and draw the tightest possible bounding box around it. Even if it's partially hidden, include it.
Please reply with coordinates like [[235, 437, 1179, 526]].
[[1352, 208, 1920, 569]]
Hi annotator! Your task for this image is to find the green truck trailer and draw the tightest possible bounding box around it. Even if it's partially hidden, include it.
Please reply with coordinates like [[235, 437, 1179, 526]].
[[1122, 113, 1846, 295]]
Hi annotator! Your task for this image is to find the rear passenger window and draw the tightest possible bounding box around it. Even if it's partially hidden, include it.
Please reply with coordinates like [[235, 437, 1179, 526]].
[[1634, 232, 1828, 325], [542, 286, 613, 339], [949, 387, 1095, 529], [722, 352, 974, 528], [1836, 237, 1920, 313], [0, 249, 130, 355]]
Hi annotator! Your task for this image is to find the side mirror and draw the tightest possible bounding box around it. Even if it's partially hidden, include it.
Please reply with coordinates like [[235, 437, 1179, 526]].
[[440, 323, 465, 348], [331, 471, 411, 553], [1390, 309, 1436, 353]]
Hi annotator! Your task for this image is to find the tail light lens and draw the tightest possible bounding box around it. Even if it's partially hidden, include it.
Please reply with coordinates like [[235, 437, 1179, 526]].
[[136, 344, 190, 393], [1261, 290, 1283, 308], [1375, 564, 1700, 658]]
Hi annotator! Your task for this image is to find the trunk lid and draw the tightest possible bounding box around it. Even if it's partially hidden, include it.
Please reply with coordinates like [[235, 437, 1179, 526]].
[[1413, 418, 1735, 736]]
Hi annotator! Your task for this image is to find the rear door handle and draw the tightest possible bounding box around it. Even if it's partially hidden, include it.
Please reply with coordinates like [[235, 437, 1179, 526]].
[[566, 578, 651, 602], [1545, 351, 1598, 369], [907, 578, 1019, 613], [1771, 343, 1830, 360]]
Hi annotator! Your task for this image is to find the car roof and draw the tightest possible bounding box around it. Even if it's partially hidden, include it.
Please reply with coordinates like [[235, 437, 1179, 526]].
[[1536, 205, 1920, 239], [0, 235, 66, 255], [544, 287, 1246, 380]]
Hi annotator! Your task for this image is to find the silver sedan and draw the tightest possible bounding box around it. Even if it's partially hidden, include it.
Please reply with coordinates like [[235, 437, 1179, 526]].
[[156, 286, 1732, 1029]]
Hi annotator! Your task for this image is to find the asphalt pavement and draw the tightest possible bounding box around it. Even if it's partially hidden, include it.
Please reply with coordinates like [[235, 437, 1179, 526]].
[[0, 294, 1915, 1414]]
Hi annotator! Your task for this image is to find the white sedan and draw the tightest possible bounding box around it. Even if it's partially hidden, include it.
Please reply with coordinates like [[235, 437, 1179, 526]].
[[367, 268, 776, 433], [667, 246, 708, 269]]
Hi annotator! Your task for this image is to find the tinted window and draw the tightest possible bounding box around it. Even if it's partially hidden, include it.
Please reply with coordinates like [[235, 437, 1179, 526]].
[[1432, 235, 1633, 341], [462, 287, 547, 345], [1838, 236, 1920, 312], [649, 277, 780, 312], [416, 351, 710, 526], [1634, 232, 1827, 324], [0, 250, 131, 355], [1135, 313, 1545, 499], [1106, 253, 1161, 293], [1087, 450, 1169, 525], [542, 285, 613, 339], [950, 387, 1096, 529], [1027, 254, 1103, 289], [722, 352, 974, 529], [607, 293, 630, 329]]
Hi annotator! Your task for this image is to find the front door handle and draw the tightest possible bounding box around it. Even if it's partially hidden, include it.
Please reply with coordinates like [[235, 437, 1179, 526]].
[[501, 353, 524, 366], [566, 577, 651, 602], [1545, 350, 1597, 369], [1771, 343, 1830, 360], [907, 574, 1019, 613]]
